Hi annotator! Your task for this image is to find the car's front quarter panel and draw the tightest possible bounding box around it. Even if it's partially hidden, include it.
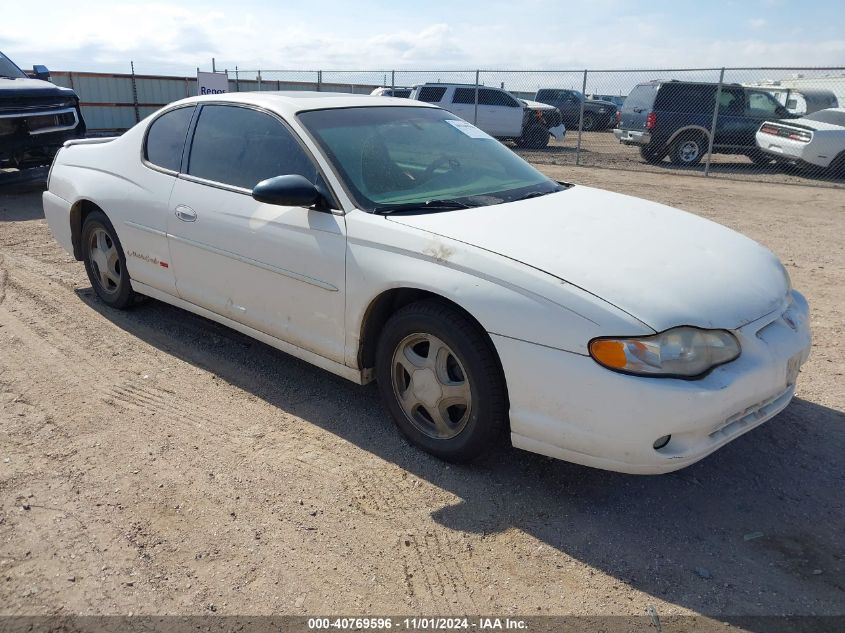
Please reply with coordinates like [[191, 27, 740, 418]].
[[344, 209, 654, 368]]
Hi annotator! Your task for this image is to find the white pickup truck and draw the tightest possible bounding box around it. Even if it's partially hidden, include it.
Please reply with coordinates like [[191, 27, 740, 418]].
[[409, 83, 565, 148]]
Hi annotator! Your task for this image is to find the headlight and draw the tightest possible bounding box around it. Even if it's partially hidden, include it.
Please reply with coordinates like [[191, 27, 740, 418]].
[[589, 327, 740, 378]]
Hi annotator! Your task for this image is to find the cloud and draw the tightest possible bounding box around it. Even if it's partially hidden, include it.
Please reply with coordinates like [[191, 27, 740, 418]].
[[0, 1, 843, 76]]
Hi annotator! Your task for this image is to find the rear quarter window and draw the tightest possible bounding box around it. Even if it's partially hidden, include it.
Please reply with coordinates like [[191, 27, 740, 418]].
[[144, 106, 195, 172], [654, 84, 716, 113], [417, 86, 447, 103]]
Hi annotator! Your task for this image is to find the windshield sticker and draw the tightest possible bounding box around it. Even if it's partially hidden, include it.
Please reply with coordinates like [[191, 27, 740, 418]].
[[445, 119, 492, 139]]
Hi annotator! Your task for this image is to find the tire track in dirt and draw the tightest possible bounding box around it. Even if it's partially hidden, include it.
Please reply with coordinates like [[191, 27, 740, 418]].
[[1, 246, 482, 613]]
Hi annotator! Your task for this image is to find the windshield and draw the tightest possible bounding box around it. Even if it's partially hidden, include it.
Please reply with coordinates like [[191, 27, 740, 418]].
[[0, 52, 27, 79], [298, 106, 564, 213], [805, 109, 845, 127]]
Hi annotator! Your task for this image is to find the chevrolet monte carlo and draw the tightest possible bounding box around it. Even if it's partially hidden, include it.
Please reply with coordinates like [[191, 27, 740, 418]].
[[43, 92, 811, 474]]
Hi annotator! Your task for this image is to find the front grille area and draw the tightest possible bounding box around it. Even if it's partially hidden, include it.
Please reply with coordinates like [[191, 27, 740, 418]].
[[708, 387, 792, 441], [541, 109, 563, 128], [0, 97, 75, 113]]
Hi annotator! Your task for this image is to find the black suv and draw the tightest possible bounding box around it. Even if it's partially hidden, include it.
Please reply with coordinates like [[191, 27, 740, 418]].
[[535, 89, 618, 131], [0, 51, 86, 170], [614, 80, 794, 166]]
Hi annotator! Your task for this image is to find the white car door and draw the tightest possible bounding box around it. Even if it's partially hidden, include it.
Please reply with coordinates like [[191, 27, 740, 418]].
[[478, 88, 524, 137], [448, 87, 486, 130], [166, 103, 347, 364]]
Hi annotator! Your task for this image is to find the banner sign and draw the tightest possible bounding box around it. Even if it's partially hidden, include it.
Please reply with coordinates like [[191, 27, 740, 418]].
[[197, 71, 228, 96]]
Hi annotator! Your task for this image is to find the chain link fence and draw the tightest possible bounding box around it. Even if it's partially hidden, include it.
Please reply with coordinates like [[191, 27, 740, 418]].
[[54, 65, 845, 187]]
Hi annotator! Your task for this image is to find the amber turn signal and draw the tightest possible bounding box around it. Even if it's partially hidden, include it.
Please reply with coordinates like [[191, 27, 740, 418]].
[[589, 339, 627, 369]]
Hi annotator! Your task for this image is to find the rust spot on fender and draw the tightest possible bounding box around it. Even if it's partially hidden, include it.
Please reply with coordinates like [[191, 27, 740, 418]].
[[423, 242, 454, 264]]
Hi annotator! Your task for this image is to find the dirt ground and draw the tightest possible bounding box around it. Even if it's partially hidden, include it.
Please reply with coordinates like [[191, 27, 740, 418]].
[[0, 166, 843, 626]]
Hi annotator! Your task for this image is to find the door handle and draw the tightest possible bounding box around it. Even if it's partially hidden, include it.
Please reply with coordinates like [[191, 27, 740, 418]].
[[174, 205, 197, 222]]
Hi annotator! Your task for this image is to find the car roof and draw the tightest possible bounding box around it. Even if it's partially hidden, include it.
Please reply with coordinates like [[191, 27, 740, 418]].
[[166, 91, 437, 115]]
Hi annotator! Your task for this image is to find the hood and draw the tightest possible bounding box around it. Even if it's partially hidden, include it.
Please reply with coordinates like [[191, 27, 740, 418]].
[[521, 98, 557, 111], [0, 76, 77, 98], [386, 186, 788, 332]]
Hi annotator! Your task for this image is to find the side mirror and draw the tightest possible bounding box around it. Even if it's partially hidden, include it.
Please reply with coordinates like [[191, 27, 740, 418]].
[[33, 65, 50, 81], [252, 175, 323, 208]]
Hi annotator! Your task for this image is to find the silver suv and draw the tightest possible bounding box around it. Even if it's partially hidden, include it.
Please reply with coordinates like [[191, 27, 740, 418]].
[[409, 83, 565, 149]]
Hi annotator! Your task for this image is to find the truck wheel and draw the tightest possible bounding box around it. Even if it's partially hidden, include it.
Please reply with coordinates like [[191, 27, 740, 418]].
[[520, 124, 550, 149], [581, 113, 596, 131], [639, 145, 666, 164], [81, 210, 137, 309], [375, 300, 508, 463], [669, 133, 706, 166]]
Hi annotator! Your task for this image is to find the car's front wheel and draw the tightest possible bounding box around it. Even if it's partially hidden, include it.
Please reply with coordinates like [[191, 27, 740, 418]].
[[581, 112, 596, 131], [81, 210, 136, 309], [375, 300, 508, 462]]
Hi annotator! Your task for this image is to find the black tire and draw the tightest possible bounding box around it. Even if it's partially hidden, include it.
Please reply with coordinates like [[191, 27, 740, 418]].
[[81, 210, 136, 309], [748, 151, 774, 166], [828, 152, 845, 179], [581, 112, 596, 131], [375, 299, 508, 463], [520, 124, 550, 149], [669, 133, 706, 166], [639, 144, 666, 164]]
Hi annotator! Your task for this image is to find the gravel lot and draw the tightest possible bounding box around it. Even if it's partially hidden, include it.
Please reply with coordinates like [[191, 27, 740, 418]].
[[0, 166, 843, 627]]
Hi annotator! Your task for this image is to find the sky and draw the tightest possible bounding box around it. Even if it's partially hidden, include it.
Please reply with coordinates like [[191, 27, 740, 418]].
[[2, 0, 844, 77]]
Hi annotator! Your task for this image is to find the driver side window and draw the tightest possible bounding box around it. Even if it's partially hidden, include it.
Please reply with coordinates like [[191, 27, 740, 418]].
[[187, 105, 318, 190]]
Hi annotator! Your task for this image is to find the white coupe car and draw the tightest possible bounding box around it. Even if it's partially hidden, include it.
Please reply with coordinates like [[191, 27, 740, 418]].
[[43, 92, 811, 474], [756, 107, 845, 175]]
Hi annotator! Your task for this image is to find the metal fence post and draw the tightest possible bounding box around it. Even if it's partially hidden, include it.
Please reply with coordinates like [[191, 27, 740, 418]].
[[391, 70, 395, 93], [575, 69, 587, 166], [235, 66, 240, 92], [474, 70, 480, 125], [317, 70, 322, 92], [130, 61, 140, 124], [257, 70, 262, 92], [704, 67, 725, 177]]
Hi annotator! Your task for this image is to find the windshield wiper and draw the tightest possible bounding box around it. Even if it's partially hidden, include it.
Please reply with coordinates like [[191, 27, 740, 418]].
[[511, 190, 555, 202], [374, 198, 476, 215]]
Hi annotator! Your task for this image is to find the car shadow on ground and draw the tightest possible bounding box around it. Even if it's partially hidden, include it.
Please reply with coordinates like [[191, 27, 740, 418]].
[[78, 290, 845, 629], [0, 182, 49, 221]]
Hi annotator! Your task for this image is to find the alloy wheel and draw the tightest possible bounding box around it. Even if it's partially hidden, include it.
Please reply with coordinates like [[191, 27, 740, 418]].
[[390, 332, 472, 440]]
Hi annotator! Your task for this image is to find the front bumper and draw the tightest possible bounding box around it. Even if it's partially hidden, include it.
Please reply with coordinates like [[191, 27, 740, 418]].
[[493, 291, 812, 474], [547, 124, 566, 140], [614, 128, 651, 145]]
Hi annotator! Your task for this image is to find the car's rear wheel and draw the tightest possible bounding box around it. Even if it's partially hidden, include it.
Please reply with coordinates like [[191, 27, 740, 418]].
[[375, 300, 507, 462], [748, 151, 774, 166], [828, 151, 845, 179], [81, 210, 136, 309], [640, 145, 666, 164], [581, 113, 596, 131], [669, 133, 706, 166]]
